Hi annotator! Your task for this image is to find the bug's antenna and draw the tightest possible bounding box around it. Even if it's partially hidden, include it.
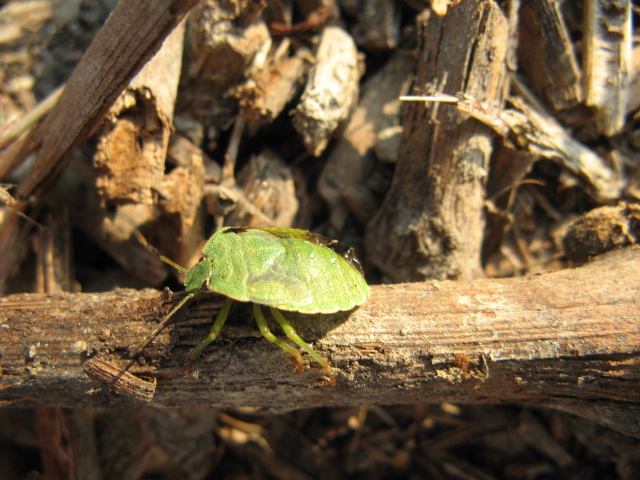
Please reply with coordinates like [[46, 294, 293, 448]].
[[133, 230, 188, 273]]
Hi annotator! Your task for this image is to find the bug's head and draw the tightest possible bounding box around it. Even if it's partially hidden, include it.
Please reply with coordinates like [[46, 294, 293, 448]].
[[184, 257, 213, 292]]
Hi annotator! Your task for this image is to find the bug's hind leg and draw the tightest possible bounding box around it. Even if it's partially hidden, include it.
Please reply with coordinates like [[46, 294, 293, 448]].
[[189, 297, 235, 360], [253, 304, 303, 374], [270, 308, 334, 385]]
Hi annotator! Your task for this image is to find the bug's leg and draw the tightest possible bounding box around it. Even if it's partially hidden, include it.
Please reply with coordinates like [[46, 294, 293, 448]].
[[188, 297, 235, 360], [130, 291, 199, 357], [270, 308, 334, 385], [253, 304, 303, 374]]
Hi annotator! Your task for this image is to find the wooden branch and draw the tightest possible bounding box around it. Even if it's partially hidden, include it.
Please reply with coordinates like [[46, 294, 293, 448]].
[[1, 247, 639, 434]]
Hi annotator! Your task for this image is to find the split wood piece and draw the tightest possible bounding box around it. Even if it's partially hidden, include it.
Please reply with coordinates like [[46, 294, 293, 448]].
[[436, 89, 625, 202], [1, 246, 639, 437], [94, 20, 185, 207], [237, 49, 310, 128], [178, 2, 270, 127], [6, 0, 198, 205], [345, 0, 401, 50], [583, 0, 632, 136], [226, 150, 299, 228], [292, 25, 361, 157], [365, 2, 510, 282], [500, 94, 624, 201], [318, 52, 414, 230], [517, 0, 583, 112], [0, 0, 199, 292]]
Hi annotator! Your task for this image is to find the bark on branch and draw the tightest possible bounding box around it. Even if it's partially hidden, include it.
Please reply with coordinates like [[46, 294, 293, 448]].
[[1, 247, 639, 434]]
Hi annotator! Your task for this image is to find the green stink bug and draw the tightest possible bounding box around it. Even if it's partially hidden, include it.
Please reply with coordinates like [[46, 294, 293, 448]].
[[131, 227, 370, 384]]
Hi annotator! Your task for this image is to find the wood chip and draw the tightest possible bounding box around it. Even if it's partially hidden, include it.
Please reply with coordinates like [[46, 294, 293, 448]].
[[292, 25, 361, 156], [84, 357, 156, 402]]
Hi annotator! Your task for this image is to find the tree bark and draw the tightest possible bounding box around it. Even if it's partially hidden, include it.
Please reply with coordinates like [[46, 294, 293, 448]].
[[1, 247, 639, 435]]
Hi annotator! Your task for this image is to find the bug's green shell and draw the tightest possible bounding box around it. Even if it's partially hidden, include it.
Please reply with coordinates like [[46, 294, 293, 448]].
[[184, 227, 369, 314]]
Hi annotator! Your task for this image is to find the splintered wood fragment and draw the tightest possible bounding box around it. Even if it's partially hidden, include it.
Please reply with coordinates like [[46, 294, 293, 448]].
[[292, 26, 361, 156], [517, 0, 583, 112], [583, 0, 632, 135], [366, 1, 509, 282], [94, 20, 185, 206], [402, 91, 624, 203], [319, 52, 414, 230], [502, 95, 623, 201], [84, 357, 156, 402], [0, 247, 639, 438], [346, 0, 401, 50], [238, 49, 310, 128], [226, 150, 299, 227]]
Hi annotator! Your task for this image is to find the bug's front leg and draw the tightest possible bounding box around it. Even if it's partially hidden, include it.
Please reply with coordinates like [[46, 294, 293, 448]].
[[188, 297, 235, 360], [130, 291, 200, 357]]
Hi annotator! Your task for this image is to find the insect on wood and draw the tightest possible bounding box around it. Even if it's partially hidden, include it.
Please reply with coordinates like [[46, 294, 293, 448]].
[[131, 227, 370, 384]]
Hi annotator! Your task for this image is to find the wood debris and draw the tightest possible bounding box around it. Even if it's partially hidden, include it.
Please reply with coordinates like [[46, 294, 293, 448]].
[[365, 2, 509, 282]]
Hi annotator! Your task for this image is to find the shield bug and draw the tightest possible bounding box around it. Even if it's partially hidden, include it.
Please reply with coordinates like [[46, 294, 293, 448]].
[[131, 227, 370, 384]]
